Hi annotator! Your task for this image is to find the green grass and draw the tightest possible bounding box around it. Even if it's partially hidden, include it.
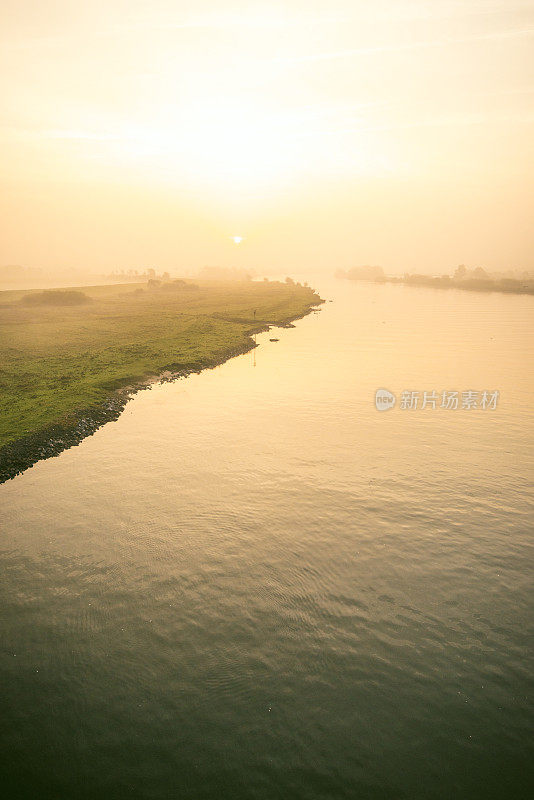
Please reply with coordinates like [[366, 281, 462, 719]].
[[0, 279, 321, 450]]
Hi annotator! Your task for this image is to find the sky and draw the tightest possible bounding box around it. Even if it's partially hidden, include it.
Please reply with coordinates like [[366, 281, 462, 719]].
[[1, 0, 533, 275]]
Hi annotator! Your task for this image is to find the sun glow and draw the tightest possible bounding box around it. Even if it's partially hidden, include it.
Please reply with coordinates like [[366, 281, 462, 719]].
[[85, 95, 396, 201], [105, 98, 309, 194], [2, 2, 532, 272]]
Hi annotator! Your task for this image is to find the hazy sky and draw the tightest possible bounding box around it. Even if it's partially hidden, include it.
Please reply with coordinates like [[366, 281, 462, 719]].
[[1, 1, 533, 274]]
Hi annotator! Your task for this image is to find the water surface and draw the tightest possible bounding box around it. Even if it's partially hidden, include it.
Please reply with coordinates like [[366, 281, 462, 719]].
[[1, 279, 533, 799]]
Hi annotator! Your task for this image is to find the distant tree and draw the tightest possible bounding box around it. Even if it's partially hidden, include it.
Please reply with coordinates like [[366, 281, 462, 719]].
[[500, 278, 520, 289], [285, 277, 295, 285], [162, 271, 170, 281], [21, 290, 90, 306], [454, 264, 467, 280], [472, 266, 488, 279]]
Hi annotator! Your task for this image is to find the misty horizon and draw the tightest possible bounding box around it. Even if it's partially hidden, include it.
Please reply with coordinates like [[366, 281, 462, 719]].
[[1, 1, 533, 275]]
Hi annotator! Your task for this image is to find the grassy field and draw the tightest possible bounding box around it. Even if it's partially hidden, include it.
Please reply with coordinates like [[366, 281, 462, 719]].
[[0, 279, 321, 457]]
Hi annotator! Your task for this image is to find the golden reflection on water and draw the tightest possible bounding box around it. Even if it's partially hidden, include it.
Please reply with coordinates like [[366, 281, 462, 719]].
[[1, 279, 533, 799]]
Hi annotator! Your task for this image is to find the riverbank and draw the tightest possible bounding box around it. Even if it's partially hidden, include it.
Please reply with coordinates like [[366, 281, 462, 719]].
[[0, 279, 323, 482], [336, 270, 534, 295]]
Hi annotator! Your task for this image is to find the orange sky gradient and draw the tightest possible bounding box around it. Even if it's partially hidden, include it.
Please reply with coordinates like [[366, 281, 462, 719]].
[[1, 0, 533, 275]]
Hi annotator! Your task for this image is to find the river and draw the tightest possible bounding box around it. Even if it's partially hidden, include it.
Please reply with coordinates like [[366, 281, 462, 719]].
[[1, 278, 533, 799]]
